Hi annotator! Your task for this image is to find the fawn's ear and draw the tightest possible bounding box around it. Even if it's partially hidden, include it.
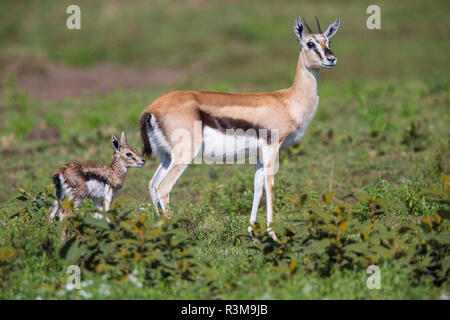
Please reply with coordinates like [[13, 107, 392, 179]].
[[120, 131, 127, 145], [111, 135, 120, 153]]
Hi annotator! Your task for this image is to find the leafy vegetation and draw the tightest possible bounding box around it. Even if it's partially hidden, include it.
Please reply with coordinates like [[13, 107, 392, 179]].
[[1, 173, 448, 299]]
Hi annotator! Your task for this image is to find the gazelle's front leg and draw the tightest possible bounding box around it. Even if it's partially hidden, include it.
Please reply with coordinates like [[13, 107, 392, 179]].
[[248, 160, 264, 240], [264, 172, 278, 241], [261, 144, 280, 241]]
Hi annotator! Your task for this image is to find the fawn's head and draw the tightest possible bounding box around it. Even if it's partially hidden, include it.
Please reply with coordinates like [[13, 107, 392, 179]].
[[111, 132, 146, 168], [293, 16, 340, 70]]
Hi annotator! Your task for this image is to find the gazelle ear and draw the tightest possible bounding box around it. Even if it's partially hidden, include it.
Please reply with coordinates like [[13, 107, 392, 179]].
[[293, 16, 306, 45], [120, 131, 127, 145], [324, 18, 340, 39], [111, 135, 120, 153]]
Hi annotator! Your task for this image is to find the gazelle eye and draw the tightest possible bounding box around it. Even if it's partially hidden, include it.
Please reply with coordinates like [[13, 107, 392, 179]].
[[307, 42, 315, 49], [126, 152, 132, 157]]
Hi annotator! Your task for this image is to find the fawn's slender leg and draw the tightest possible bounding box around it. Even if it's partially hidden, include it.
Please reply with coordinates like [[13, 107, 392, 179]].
[[103, 185, 113, 212], [49, 200, 59, 222], [93, 199, 104, 219], [93, 199, 103, 210], [60, 197, 82, 241]]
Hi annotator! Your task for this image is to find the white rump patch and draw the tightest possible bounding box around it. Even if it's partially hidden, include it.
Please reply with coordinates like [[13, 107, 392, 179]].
[[148, 115, 171, 159], [60, 176, 71, 199]]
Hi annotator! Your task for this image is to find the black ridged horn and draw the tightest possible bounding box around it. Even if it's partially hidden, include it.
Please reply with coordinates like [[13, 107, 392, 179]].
[[315, 16, 322, 33], [302, 18, 313, 34]]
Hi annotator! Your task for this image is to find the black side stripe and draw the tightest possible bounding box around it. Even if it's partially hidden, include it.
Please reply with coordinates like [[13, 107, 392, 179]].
[[324, 48, 334, 56], [199, 110, 272, 144], [76, 165, 109, 185]]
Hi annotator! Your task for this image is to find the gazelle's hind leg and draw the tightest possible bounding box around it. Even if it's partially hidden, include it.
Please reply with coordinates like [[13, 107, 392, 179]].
[[154, 140, 202, 216], [149, 163, 163, 206], [149, 153, 171, 215], [155, 161, 191, 215]]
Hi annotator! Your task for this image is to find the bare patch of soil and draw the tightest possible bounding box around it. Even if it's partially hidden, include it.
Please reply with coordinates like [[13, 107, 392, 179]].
[[0, 56, 193, 100], [25, 126, 60, 142]]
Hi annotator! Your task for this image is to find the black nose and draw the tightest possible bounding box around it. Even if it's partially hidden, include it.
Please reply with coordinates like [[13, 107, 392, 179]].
[[142, 160, 146, 164], [327, 57, 336, 62]]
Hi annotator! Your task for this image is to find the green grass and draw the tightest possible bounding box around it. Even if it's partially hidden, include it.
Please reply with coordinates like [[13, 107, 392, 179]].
[[0, 0, 449, 299]]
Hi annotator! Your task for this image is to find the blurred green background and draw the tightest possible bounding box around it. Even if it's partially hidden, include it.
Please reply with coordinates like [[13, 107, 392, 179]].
[[1, 0, 449, 85]]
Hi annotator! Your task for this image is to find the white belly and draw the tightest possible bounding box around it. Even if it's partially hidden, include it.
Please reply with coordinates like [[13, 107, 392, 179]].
[[201, 126, 261, 164], [281, 127, 306, 149], [86, 180, 107, 199]]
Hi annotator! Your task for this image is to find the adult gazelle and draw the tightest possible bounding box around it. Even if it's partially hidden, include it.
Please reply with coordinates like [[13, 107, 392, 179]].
[[140, 16, 340, 240]]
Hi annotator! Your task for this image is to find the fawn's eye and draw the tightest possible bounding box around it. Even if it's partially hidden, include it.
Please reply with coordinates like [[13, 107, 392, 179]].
[[307, 42, 315, 49], [126, 152, 132, 158]]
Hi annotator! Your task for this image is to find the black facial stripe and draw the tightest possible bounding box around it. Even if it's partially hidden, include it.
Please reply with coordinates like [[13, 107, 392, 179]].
[[314, 48, 323, 59], [324, 48, 334, 56], [309, 38, 323, 59]]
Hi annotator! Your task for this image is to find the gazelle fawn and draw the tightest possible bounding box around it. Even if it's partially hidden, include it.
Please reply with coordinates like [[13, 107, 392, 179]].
[[139, 16, 340, 240], [49, 132, 146, 224]]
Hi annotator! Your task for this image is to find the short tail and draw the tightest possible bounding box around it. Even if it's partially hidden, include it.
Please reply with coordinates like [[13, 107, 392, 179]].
[[52, 174, 63, 199], [139, 112, 153, 157]]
